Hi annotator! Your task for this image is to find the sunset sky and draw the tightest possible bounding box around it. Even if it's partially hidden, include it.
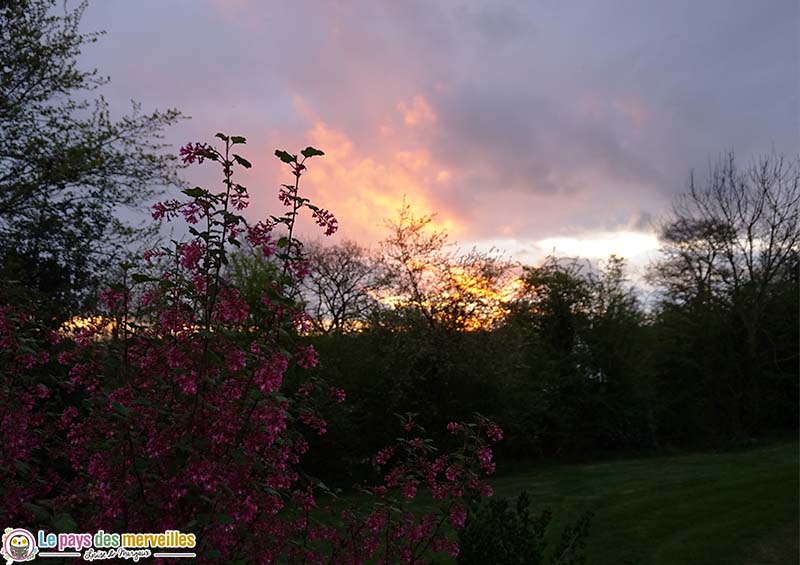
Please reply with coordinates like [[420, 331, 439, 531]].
[[81, 0, 798, 267]]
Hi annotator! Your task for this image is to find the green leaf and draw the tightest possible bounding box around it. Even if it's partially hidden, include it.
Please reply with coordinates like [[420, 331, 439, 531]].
[[131, 274, 156, 284], [52, 513, 78, 533], [182, 187, 209, 198], [223, 211, 243, 224], [301, 146, 325, 158], [215, 132, 229, 141], [274, 150, 296, 164], [183, 520, 198, 531], [277, 237, 289, 248], [23, 502, 51, 522], [230, 136, 247, 144], [233, 154, 252, 169], [13, 459, 31, 475]]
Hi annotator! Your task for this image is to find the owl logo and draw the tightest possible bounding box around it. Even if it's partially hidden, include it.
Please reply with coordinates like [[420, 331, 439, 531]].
[[1, 528, 37, 563]]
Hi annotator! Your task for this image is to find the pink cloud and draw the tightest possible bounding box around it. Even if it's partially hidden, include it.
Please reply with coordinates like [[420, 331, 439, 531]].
[[398, 95, 437, 126]]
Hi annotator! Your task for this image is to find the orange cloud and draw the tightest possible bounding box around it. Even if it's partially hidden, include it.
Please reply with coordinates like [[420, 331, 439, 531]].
[[270, 118, 460, 244], [398, 95, 437, 126]]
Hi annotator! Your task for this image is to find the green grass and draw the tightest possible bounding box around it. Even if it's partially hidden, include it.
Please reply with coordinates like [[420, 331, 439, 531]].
[[473, 441, 799, 565], [325, 442, 798, 563]]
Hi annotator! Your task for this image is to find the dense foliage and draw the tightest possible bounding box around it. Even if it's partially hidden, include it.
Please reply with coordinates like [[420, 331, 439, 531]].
[[0, 0, 182, 317], [458, 492, 592, 565]]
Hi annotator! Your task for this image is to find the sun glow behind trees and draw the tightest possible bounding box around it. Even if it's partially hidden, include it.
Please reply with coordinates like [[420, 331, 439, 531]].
[[369, 265, 525, 332]]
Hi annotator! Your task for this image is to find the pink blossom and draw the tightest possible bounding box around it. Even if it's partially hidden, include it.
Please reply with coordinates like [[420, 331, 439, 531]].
[[445, 466, 460, 482], [295, 344, 318, 369], [215, 287, 249, 324], [230, 192, 249, 210], [330, 387, 346, 403], [59, 406, 78, 428], [312, 208, 338, 236], [151, 199, 181, 221], [178, 239, 204, 271], [375, 447, 394, 466], [486, 423, 504, 442], [278, 187, 293, 207], [100, 288, 126, 310], [476, 447, 497, 475], [143, 248, 164, 263], [299, 411, 327, 435], [433, 538, 461, 557], [181, 202, 203, 224], [366, 512, 387, 533], [225, 349, 247, 373], [179, 142, 210, 164], [449, 505, 467, 529], [254, 352, 288, 394], [402, 481, 418, 500], [246, 221, 276, 255], [292, 312, 313, 333], [446, 422, 464, 435]]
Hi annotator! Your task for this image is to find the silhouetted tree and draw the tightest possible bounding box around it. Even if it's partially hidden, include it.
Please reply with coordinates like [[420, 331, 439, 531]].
[[301, 240, 377, 335], [651, 152, 799, 438], [0, 0, 182, 317]]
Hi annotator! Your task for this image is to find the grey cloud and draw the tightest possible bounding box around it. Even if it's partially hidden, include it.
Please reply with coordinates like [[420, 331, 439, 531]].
[[79, 0, 798, 243]]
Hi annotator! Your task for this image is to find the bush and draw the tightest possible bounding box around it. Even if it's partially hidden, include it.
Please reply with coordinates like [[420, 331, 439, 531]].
[[0, 133, 502, 563], [458, 491, 593, 565]]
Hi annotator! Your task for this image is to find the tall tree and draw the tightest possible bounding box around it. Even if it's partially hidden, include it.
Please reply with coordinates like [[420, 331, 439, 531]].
[[0, 0, 182, 317], [301, 240, 377, 335], [651, 153, 799, 437], [375, 201, 513, 332]]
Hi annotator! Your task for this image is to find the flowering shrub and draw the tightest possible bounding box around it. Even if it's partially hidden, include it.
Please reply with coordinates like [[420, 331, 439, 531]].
[[0, 133, 500, 563]]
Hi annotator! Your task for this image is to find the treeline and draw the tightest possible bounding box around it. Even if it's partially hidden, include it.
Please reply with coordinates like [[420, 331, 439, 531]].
[[264, 157, 799, 483]]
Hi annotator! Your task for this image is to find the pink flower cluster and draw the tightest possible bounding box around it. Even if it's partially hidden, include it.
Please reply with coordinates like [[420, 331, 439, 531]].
[[99, 288, 126, 311], [312, 208, 339, 236], [151, 198, 182, 221], [246, 221, 277, 255], [178, 239, 205, 271], [295, 344, 318, 369], [0, 134, 503, 564], [179, 142, 210, 164]]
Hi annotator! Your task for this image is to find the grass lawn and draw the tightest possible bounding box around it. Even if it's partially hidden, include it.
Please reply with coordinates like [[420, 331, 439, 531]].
[[387, 441, 798, 564], [480, 441, 799, 564]]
